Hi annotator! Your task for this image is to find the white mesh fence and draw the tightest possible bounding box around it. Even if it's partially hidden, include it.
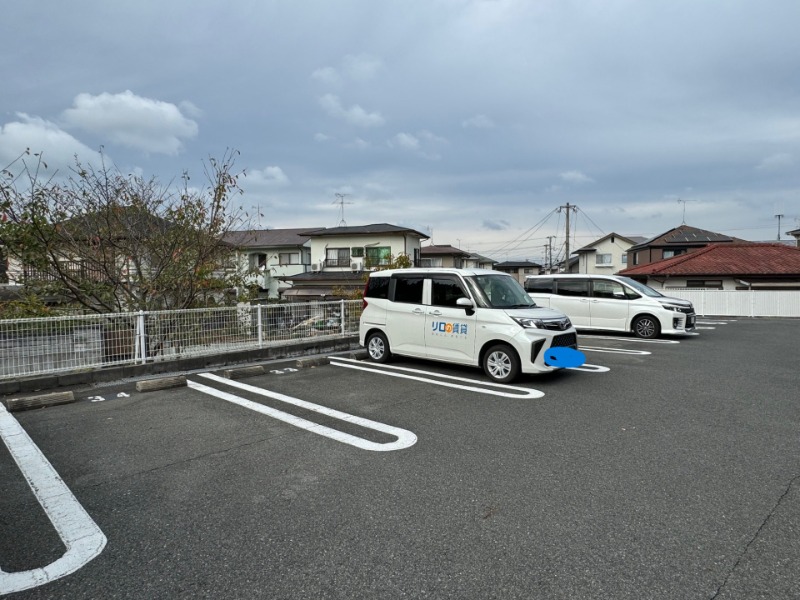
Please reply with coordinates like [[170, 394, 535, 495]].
[[0, 300, 362, 380]]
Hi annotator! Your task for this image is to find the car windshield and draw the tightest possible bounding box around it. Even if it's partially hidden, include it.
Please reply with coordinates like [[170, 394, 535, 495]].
[[466, 274, 537, 309], [617, 276, 663, 298]]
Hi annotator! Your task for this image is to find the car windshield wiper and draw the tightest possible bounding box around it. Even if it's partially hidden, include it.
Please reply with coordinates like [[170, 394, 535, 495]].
[[506, 303, 535, 309]]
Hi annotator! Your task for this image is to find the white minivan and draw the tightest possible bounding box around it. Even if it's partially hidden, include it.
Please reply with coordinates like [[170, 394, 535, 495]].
[[359, 268, 581, 383], [524, 274, 696, 338]]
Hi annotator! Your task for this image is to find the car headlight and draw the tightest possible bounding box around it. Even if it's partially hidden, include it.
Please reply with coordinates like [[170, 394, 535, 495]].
[[512, 316, 545, 329], [662, 304, 682, 312]]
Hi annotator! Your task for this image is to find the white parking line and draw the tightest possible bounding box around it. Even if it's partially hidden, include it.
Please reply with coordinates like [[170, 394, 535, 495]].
[[695, 326, 716, 330], [579, 335, 680, 344], [0, 405, 107, 595], [697, 320, 736, 324], [568, 364, 611, 373], [189, 374, 416, 452], [328, 357, 545, 398], [580, 346, 652, 356]]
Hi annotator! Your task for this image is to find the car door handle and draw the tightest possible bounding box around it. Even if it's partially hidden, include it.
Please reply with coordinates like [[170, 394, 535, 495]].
[[412, 308, 424, 315], [429, 310, 442, 316]]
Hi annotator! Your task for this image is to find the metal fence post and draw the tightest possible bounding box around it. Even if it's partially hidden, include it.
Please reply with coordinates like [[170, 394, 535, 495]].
[[257, 304, 263, 348], [137, 310, 147, 364], [340, 299, 346, 335]]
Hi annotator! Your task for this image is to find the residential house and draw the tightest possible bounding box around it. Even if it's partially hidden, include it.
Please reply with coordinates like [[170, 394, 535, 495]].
[[420, 244, 471, 268], [787, 227, 800, 248], [618, 242, 800, 290], [494, 260, 542, 285], [279, 223, 429, 301], [553, 255, 580, 274], [626, 224, 741, 268], [573, 233, 646, 274], [464, 252, 497, 270], [223, 228, 322, 299]]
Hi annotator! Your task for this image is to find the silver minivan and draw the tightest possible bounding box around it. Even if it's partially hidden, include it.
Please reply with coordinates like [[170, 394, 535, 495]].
[[359, 268, 581, 383], [525, 274, 696, 338]]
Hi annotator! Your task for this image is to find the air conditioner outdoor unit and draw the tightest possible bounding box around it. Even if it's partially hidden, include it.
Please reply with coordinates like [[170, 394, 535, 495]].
[[350, 261, 362, 272], [311, 263, 321, 272]]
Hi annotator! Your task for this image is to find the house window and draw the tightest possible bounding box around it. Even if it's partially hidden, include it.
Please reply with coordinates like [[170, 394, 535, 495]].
[[420, 257, 443, 268], [595, 254, 612, 266], [250, 253, 268, 269], [365, 246, 391, 267], [351, 247, 364, 257], [663, 249, 686, 259], [278, 252, 300, 265], [325, 248, 350, 267], [687, 280, 723, 289], [621, 254, 628, 265], [633, 252, 640, 266]]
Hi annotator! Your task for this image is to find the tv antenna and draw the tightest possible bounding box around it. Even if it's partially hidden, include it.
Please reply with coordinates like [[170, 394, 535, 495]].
[[775, 212, 785, 240], [677, 198, 694, 224], [333, 193, 352, 226]]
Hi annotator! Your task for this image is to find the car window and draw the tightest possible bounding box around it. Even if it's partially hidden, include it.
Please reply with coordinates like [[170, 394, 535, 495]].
[[592, 280, 626, 299], [365, 276, 389, 299], [555, 279, 589, 297], [392, 276, 424, 304], [431, 277, 468, 307], [525, 278, 553, 293], [470, 274, 535, 308]]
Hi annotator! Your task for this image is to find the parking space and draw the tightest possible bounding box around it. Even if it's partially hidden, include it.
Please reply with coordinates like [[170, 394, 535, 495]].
[[2, 318, 799, 598]]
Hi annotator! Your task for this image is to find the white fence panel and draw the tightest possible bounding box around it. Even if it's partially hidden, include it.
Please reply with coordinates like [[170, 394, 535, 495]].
[[667, 289, 800, 317], [0, 300, 363, 381]]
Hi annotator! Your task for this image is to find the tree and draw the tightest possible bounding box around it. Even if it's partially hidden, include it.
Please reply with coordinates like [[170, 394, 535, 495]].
[[1, 149, 251, 314]]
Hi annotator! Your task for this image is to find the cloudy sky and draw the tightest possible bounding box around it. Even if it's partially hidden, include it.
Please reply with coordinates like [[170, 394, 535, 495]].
[[2, 0, 799, 263]]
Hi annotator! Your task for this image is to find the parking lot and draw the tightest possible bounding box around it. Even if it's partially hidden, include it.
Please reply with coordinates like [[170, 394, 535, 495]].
[[2, 318, 799, 599]]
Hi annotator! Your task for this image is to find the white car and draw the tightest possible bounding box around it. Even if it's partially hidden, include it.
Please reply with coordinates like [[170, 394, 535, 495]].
[[359, 268, 581, 383], [525, 274, 696, 338]]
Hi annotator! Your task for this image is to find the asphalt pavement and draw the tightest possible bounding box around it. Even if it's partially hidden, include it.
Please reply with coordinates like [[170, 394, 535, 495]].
[[1, 318, 798, 599]]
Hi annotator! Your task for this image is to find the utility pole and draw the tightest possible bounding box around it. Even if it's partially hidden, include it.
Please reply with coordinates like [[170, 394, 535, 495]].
[[546, 235, 556, 273], [558, 203, 577, 272]]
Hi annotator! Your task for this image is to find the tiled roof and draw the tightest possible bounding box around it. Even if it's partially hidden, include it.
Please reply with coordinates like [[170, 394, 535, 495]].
[[574, 232, 646, 253], [421, 244, 470, 256], [618, 243, 800, 276], [223, 227, 323, 248], [629, 224, 736, 250], [300, 223, 429, 238], [494, 260, 542, 268]]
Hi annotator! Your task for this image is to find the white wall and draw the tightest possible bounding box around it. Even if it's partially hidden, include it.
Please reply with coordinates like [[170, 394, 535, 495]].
[[579, 237, 634, 274], [668, 289, 800, 317]]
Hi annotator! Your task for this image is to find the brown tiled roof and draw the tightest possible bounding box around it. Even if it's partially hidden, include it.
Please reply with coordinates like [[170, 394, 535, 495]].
[[420, 244, 470, 256], [618, 243, 800, 276]]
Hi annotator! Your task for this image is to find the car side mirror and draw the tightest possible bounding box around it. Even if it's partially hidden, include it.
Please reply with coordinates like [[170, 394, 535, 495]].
[[456, 296, 475, 315]]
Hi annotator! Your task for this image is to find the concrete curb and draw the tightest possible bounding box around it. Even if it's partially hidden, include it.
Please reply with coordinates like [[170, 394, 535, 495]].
[[4, 391, 76, 412], [0, 336, 362, 396], [135, 376, 187, 393], [223, 365, 266, 379]]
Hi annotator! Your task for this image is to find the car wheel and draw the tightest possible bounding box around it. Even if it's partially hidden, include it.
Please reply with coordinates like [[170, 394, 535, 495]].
[[366, 331, 391, 363], [633, 315, 660, 339], [483, 344, 520, 383]]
